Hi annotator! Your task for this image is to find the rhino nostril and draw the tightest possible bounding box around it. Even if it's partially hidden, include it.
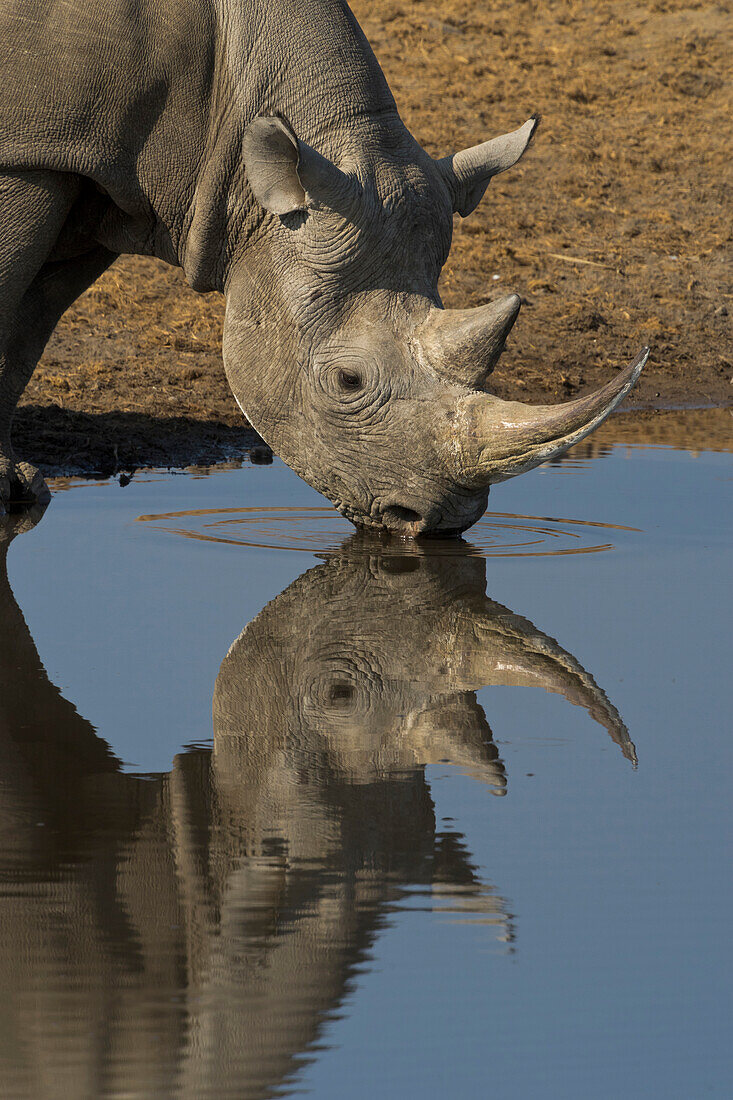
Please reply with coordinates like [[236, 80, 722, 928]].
[[381, 504, 423, 528]]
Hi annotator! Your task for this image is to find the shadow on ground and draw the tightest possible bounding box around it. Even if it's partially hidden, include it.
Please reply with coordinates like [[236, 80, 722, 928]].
[[14, 406, 264, 477]]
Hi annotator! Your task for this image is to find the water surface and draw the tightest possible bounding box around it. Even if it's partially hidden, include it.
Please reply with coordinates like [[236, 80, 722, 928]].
[[1, 418, 731, 1098]]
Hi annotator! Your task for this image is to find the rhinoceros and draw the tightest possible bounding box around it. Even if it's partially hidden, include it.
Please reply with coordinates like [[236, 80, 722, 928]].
[[0, 0, 648, 533]]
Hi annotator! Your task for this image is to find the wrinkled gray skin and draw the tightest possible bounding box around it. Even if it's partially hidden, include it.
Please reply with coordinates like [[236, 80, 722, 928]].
[[0, 0, 647, 533], [0, 516, 633, 1094]]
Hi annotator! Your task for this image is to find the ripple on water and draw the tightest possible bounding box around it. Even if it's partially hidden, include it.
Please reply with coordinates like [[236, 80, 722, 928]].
[[135, 506, 640, 557]]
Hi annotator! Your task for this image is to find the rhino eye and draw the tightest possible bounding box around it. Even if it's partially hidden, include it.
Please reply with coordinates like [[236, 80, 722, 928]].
[[337, 367, 362, 392]]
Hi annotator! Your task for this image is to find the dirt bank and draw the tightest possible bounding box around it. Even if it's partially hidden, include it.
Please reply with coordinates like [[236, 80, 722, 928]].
[[18, 0, 733, 475]]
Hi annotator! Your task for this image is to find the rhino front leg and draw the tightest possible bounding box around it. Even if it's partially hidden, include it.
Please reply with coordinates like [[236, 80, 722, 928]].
[[0, 246, 118, 510], [0, 171, 117, 513]]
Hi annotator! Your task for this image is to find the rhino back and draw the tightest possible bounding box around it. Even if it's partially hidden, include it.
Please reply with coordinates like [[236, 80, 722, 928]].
[[0, 1, 396, 239], [0, 0, 216, 209]]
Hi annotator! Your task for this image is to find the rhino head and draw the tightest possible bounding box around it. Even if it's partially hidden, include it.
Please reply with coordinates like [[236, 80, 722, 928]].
[[213, 539, 636, 781], [224, 115, 647, 536]]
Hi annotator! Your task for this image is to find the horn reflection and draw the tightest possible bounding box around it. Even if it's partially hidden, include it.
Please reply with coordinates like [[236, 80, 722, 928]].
[[0, 518, 633, 1098]]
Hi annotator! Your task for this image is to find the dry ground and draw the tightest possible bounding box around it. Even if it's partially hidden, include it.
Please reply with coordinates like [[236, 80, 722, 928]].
[[16, 0, 733, 473]]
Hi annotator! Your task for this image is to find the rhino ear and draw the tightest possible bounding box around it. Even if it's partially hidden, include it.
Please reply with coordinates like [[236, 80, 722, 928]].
[[438, 116, 540, 218], [242, 116, 307, 215], [243, 116, 356, 217]]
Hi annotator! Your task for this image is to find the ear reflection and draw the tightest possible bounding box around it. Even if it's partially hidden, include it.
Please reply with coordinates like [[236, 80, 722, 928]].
[[0, 521, 632, 1098]]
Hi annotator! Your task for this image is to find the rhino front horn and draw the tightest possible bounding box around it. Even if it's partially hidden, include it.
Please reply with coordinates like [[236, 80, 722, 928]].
[[439, 115, 540, 217], [455, 348, 649, 486]]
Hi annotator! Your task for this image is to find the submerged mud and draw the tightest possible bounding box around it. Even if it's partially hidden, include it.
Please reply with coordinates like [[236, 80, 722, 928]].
[[13, 404, 264, 479]]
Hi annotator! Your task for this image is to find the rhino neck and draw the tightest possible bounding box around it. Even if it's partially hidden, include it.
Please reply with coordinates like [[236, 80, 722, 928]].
[[217, 0, 397, 143], [181, 0, 403, 289]]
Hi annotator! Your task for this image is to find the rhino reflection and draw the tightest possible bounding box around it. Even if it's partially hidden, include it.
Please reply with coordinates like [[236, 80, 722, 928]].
[[0, 517, 632, 1099]]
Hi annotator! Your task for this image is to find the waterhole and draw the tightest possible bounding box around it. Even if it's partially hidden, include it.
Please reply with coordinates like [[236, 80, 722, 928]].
[[136, 504, 640, 556], [2, 437, 731, 1100]]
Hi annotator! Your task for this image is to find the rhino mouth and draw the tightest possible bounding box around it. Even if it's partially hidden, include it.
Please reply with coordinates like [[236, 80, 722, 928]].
[[341, 501, 446, 539], [373, 493, 489, 539], [342, 505, 429, 538], [380, 504, 424, 532], [352, 509, 472, 539]]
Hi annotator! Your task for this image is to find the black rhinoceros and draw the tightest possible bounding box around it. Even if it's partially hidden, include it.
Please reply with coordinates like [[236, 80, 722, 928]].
[[0, 0, 647, 533]]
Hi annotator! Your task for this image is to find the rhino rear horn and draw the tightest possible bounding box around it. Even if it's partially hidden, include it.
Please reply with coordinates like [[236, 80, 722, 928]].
[[421, 294, 522, 388], [438, 116, 540, 217], [243, 116, 356, 216]]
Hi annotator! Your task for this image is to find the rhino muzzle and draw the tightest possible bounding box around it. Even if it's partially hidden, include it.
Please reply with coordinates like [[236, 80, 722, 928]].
[[368, 348, 648, 538]]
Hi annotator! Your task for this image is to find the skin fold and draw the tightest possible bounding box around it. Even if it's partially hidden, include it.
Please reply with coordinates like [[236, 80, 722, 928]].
[[0, 0, 646, 533], [0, 513, 633, 1096]]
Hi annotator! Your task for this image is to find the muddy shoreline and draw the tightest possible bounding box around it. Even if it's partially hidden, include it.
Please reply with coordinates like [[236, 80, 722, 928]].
[[20, 406, 730, 486], [15, 0, 733, 477]]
